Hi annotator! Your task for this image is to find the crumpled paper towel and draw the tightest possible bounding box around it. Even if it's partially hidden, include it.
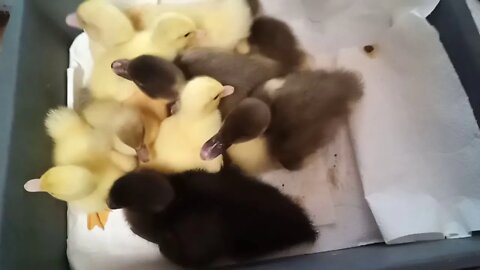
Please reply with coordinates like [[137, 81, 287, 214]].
[[337, 10, 480, 243], [264, 0, 480, 245], [261, 0, 439, 53]]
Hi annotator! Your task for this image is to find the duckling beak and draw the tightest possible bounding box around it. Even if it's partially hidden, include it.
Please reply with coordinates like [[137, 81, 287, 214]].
[[111, 59, 132, 80], [24, 179, 43, 192], [65, 13, 82, 29], [190, 29, 208, 47], [201, 135, 228, 160], [221, 85, 235, 98], [136, 145, 150, 163], [166, 101, 179, 116]]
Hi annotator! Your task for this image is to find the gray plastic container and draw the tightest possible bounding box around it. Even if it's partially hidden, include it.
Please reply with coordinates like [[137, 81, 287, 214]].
[[0, 0, 479, 269]]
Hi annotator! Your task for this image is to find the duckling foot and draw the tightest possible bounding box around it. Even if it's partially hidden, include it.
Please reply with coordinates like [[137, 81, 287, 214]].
[[87, 210, 111, 231]]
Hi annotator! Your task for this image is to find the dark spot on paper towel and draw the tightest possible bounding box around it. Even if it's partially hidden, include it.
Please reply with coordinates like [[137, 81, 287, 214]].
[[364, 45, 375, 53], [334, 154, 338, 158], [282, 184, 285, 188], [328, 168, 339, 189], [363, 45, 378, 58]]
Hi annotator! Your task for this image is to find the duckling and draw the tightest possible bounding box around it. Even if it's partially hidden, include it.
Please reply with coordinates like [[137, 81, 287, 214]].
[[81, 100, 152, 164], [77, 5, 198, 135], [203, 98, 278, 175], [43, 104, 140, 229], [45, 107, 112, 167], [127, 0, 255, 52], [111, 55, 185, 101], [67, 0, 136, 58], [122, 50, 280, 117], [204, 70, 364, 172], [24, 163, 122, 230], [248, 16, 310, 74], [202, 97, 270, 163], [47, 102, 141, 169], [147, 77, 234, 174], [108, 166, 317, 268], [177, 48, 282, 116]]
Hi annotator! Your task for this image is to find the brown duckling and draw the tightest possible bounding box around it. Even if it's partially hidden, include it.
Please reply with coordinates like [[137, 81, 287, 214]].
[[248, 16, 309, 74], [111, 54, 185, 101], [108, 166, 317, 268], [176, 48, 282, 116], [203, 70, 364, 171], [201, 98, 271, 160]]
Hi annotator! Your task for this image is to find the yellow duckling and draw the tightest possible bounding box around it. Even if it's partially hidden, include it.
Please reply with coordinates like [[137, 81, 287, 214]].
[[43, 102, 142, 230], [46, 104, 137, 172], [128, 0, 255, 52], [147, 77, 234, 174], [24, 163, 123, 230]]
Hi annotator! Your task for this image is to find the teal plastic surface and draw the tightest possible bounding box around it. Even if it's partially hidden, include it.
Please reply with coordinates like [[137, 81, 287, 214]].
[[0, 0, 80, 269]]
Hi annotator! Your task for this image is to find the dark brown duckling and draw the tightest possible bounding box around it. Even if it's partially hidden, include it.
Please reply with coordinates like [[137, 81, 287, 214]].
[[260, 70, 363, 170], [202, 98, 271, 160], [108, 166, 317, 268], [111, 54, 185, 100], [177, 48, 282, 116], [248, 16, 309, 74], [203, 70, 364, 171]]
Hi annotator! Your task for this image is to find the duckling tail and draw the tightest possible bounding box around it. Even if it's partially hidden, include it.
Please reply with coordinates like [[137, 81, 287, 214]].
[[45, 107, 86, 139]]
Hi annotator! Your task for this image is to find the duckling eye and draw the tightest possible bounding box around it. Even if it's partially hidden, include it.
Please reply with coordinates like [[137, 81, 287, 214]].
[[184, 32, 192, 38], [213, 94, 220, 100]]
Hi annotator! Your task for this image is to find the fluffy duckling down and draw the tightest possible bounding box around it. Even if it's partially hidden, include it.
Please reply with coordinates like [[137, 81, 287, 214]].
[[46, 104, 137, 172], [82, 99, 153, 163], [147, 77, 234, 174], [25, 164, 121, 214], [24, 162, 123, 230], [37, 101, 147, 229]]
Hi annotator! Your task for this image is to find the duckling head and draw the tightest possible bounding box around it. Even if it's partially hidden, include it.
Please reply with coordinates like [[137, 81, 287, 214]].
[[24, 166, 96, 202], [201, 98, 271, 160], [179, 77, 235, 115], [111, 55, 185, 100], [108, 169, 175, 212], [151, 12, 198, 55]]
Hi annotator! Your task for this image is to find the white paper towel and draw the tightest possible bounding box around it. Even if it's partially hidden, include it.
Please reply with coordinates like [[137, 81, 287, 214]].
[[260, 0, 439, 54], [339, 11, 480, 244]]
